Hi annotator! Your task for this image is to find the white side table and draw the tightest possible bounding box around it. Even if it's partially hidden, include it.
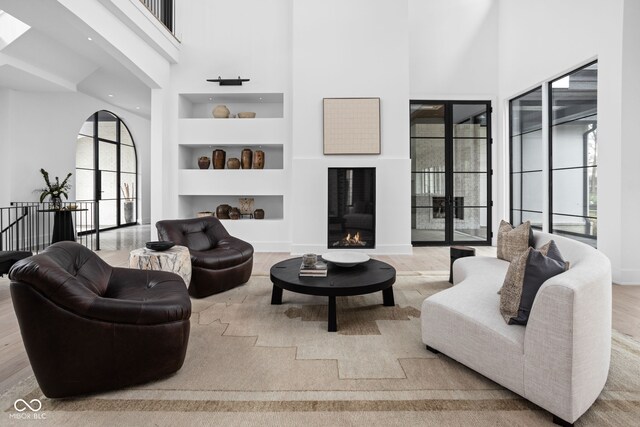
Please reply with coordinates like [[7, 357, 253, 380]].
[[129, 245, 192, 287]]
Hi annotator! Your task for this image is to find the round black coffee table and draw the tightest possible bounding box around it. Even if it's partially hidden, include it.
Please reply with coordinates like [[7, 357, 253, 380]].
[[270, 257, 396, 332]]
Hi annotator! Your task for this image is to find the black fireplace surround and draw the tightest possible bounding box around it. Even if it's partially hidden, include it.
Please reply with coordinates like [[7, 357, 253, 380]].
[[328, 168, 375, 249]]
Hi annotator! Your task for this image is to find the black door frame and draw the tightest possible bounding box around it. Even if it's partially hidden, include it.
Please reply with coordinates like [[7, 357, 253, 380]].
[[410, 100, 493, 246]]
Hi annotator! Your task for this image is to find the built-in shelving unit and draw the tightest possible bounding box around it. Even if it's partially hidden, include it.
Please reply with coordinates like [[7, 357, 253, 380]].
[[176, 92, 288, 249]]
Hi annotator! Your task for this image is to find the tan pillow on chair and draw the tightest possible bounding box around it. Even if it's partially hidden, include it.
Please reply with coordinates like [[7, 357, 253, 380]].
[[496, 220, 532, 262]]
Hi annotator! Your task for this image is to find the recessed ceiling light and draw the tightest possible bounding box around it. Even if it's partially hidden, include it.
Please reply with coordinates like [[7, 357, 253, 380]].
[[108, 94, 113, 97], [136, 106, 140, 110], [259, 97, 263, 100], [209, 97, 213, 101], [87, 37, 92, 41]]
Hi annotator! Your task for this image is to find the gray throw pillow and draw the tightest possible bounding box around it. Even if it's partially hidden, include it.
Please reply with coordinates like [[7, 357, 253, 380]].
[[500, 241, 552, 323], [497, 220, 532, 262], [509, 241, 569, 325]]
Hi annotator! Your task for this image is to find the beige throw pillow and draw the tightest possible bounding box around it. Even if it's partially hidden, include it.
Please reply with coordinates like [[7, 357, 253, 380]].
[[499, 241, 552, 323], [497, 220, 532, 262]]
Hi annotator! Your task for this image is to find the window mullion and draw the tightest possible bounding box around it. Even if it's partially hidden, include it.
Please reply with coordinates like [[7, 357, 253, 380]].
[[542, 83, 550, 233]]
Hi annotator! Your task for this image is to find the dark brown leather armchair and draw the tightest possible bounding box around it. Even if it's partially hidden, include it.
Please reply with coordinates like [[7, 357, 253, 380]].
[[156, 217, 253, 298], [9, 242, 191, 398]]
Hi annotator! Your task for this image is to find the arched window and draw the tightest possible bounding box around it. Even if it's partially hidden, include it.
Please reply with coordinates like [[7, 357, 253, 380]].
[[76, 111, 138, 231]]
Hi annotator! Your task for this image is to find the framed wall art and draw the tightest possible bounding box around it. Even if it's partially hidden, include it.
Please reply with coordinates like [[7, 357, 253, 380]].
[[323, 97, 380, 155]]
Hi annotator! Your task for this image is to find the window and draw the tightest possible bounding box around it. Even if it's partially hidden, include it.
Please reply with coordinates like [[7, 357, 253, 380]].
[[509, 61, 597, 247], [550, 62, 597, 244], [510, 87, 543, 229]]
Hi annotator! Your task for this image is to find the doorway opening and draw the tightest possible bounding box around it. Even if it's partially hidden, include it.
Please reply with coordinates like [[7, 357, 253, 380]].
[[76, 111, 138, 233], [410, 101, 492, 246]]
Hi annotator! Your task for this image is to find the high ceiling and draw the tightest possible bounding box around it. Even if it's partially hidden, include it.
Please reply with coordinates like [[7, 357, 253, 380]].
[[0, 2, 151, 118]]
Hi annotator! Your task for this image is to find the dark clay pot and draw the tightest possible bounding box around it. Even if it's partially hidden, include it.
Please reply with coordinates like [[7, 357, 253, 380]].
[[253, 208, 265, 220], [228, 207, 241, 220], [227, 158, 240, 169], [252, 150, 265, 169], [198, 157, 211, 169], [213, 150, 226, 169], [216, 204, 231, 219], [241, 148, 252, 169]]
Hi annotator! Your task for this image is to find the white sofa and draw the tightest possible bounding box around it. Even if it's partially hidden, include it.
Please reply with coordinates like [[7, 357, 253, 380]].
[[421, 231, 612, 425]]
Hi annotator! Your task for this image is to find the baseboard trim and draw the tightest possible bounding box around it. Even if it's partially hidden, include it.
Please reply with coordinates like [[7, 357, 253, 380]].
[[613, 268, 640, 285]]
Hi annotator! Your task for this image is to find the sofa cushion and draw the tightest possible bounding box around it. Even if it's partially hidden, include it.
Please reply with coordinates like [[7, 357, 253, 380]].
[[497, 220, 532, 262], [509, 246, 568, 325]]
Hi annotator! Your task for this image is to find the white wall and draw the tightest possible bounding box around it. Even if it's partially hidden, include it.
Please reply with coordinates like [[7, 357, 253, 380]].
[[620, 0, 640, 284], [2, 91, 151, 223], [0, 89, 11, 207], [497, 0, 629, 282], [409, 0, 499, 97], [291, 0, 411, 254]]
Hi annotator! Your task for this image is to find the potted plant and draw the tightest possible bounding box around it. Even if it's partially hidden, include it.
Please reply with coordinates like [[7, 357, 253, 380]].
[[38, 168, 72, 210], [121, 183, 135, 223]]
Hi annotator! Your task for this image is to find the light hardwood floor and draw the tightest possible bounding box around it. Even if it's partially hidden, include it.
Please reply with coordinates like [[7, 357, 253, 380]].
[[1, 226, 638, 395]]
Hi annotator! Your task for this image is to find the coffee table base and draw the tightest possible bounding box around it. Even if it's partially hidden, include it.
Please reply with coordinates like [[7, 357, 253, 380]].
[[271, 284, 395, 332]]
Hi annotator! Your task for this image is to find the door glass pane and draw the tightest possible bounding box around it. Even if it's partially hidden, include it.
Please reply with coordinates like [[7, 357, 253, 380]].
[[75, 169, 94, 201], [453, 139, 487, 172], [453, 104, 487, 138], [511, 174, 521, 210], [78, 119, 93, 137], [99, 142, 117, 171], [552, 214, 596, 240], [97, 111, 117, 141], [412, 172, 445, 206], [120, 124, 134, 146], [523, 211, 543, 229], [76, 136, 93, 169], [411, 208, 445, 242], [454, 208, 487, 241], [101, 171, 117, 199], [411, 138, 445, 171], [121, 145, 136, 173], [522, 130, 543, 171], [453, 173, 487, 206], [410, 104, 444, 137], [99, 200, 117, 229]]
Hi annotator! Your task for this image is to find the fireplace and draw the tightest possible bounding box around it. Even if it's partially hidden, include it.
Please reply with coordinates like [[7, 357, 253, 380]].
[[328, 168, 375, 249]]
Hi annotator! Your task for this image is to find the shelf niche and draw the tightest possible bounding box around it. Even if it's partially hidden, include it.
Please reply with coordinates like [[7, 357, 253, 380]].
[[179, 93, 284, 119], [179, 144, 283, 170], [179, 195, 284, 220]]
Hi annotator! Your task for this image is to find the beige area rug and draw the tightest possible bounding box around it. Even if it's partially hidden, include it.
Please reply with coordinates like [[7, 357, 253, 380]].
[[2, 273, 640, 426]]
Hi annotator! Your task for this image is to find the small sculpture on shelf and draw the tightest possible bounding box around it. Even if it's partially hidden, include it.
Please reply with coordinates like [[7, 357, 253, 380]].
[[239, 198, 254, 217], [213, 149, 226, 169], [227, 157, 240, 169], [252, 150, 265, 169], [254, 208, 265, 220], [241, 148, 252, 169], [212, 105, 230, 118], [216, 204, 231, 219], [198, 156, 211, 169]]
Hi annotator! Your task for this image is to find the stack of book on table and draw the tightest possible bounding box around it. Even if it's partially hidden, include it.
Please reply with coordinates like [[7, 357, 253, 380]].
[[299, 260, 328, 277]]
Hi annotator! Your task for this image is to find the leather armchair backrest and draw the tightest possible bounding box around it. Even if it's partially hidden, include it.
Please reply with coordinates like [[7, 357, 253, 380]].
[[9, 241, 113, 315], [156, 217, 230, 252]]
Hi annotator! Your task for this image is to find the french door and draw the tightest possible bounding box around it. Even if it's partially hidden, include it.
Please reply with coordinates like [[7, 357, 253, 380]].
[[410, 101, 492, 246]]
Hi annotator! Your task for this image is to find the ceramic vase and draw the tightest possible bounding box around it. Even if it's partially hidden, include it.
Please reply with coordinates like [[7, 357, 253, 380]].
[[252, 150, 265, 169], [213, 149, 226, 169], [198, 157, 211, 169], [254, 208, 265, 220], [212, 105, 230, 118], [227, 158, 240, 169], [216, 204, 231, 219], [228, 207, 241, 220], [241, 148, 253, 169]]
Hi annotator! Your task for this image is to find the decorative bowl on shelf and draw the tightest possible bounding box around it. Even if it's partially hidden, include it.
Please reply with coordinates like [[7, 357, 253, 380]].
[[146, 241, 175, 251], [237, 112, 256, 118], [321, 251, 370, 267]]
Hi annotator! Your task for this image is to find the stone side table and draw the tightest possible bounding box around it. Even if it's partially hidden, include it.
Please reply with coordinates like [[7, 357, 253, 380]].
[[129, 245, 192, 287]]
